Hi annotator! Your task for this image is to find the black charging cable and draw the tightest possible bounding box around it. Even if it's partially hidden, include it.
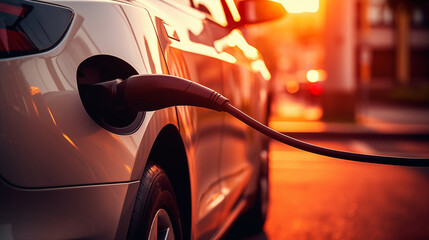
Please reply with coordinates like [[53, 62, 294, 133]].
[[89, 74, 429, 167]]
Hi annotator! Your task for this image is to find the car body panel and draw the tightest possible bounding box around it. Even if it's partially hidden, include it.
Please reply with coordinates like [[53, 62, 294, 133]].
[[141, 1, 270, 237], [141, 1, 227, 237], [0, 178, 139, 239], [0, 0, 176, 188]]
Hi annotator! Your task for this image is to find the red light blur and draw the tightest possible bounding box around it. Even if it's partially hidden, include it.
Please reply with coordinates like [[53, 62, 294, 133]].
[[308, 82, 323, 96]]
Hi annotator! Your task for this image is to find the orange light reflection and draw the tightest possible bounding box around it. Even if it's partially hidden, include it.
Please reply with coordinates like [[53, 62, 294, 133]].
[[214, 29, 259, 60], [31, 101, 39, 116], [124, 164, 132, 174], [225, 0, 241, 22], [251, 60, 271, 80], [213, 29, 271, 80], [62, 133, 79, 150], [47, 107, 57, 126], [29, 86, 41, 96]]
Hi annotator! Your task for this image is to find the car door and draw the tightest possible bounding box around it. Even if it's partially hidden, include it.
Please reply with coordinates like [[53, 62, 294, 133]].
[[205, 1, 271, 225], [137, 0, 226, 238]]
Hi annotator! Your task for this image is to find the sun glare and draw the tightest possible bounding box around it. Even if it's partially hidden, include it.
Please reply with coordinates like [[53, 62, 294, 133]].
[[281, 0, 319, 13]]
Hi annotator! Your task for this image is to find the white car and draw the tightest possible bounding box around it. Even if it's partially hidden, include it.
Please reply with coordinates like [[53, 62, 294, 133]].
[[0, 0, 285, 239]]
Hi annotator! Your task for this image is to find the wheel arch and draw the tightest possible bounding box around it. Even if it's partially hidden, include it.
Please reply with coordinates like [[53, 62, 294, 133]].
[[145, 124, 192, 239]]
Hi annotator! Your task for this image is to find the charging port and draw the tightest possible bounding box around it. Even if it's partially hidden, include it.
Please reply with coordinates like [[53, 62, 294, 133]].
[[77, 55, 144, 134]]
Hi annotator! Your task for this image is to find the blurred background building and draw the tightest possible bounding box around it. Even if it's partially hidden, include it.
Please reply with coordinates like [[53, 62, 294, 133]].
[[242, 0, 429, 122], [358, 0, 429, 106]]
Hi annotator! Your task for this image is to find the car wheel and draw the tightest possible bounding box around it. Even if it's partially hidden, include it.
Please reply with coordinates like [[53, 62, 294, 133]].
[[127, 162, 183, 240]]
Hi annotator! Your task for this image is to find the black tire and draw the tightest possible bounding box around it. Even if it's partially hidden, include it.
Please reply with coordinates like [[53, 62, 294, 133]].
[[127, 162, 183, 240]]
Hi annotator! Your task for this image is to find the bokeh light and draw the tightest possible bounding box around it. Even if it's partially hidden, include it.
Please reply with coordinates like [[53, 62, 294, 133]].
[[306, 69, 319, 83], [286, 80, 300, 94]]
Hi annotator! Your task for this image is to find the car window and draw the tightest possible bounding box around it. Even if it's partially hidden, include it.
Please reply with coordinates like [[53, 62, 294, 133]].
[[193, 0, 228, 26]]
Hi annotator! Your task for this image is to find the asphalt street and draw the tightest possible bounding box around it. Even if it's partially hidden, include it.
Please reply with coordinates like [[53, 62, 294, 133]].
[[225, 135, 429, 240]]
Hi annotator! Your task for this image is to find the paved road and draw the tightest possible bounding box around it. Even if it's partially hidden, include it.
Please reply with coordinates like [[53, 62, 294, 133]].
[[225, 136, 429, 240]]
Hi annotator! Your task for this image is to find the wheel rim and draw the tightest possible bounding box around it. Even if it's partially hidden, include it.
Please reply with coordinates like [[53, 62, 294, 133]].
[[148, 209, 175, 240]]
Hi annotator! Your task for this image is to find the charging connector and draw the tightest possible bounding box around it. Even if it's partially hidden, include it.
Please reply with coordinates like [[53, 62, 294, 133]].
[[94, 74, 429, 167], [121, 74, 229, 112]]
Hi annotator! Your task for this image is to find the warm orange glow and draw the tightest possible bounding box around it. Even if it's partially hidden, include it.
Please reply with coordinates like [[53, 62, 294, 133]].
[[171, 40, 236, 64], [251, 60, 271, 80], [62, 133, 78, 149], [29, 86, 40, 96], [124, 164, 131, 174], [306, 69, 319, 83], [32, 101, 39, 116], [214, 29, 259, 60], [269, 120, 327, 133], [47, 107, 57, 126], [286, 80, 300, 93], [304, 107, 323, 120], [280, 0, 319, 13], [225, 0, 241, 22], [306, 69, 326, 83], [318, 69, 327, 81], [213, 29, 271, 79]]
